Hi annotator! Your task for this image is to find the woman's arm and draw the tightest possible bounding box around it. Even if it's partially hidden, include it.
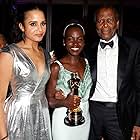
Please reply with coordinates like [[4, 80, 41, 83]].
[[0, 52, 12, 139], [46, 63, 80, 110]]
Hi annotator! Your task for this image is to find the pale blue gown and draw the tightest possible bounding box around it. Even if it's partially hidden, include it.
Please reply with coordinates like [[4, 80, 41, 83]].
[[52, 59, 92, 140], [2, 44, 52, 140]]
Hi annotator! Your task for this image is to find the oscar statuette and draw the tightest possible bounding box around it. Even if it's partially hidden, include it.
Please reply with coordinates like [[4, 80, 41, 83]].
[[64, 72, 85, 126]]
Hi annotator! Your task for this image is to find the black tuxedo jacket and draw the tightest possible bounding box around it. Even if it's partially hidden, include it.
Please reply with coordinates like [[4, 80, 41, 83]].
[[85, 36, 140, 136]]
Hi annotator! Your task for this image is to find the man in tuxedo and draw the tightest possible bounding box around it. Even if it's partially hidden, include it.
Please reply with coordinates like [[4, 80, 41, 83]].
[[86, 5, 140, 140]]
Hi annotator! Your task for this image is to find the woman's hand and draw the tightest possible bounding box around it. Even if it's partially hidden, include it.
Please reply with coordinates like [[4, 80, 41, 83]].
[[64, 94, 81, 110], [50, 50, 57, 64], [55, 89, 65, 100]]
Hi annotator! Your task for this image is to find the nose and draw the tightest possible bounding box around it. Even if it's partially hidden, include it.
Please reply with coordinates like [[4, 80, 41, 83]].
[[102, 20, 108, 28], [101, 19, 110, 28], [37, 25, 43, 32], [73, 40, 78, 47]]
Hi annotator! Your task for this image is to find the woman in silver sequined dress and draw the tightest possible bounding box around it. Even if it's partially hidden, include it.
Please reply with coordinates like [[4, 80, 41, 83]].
[[0, 4, 52, 140]]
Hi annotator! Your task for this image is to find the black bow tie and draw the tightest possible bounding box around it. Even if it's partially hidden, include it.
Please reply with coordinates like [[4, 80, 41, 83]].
[[100, 41, 114, 49]]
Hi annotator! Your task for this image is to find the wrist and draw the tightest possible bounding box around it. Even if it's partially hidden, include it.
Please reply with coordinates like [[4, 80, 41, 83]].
[[63, 99, 68, 108]]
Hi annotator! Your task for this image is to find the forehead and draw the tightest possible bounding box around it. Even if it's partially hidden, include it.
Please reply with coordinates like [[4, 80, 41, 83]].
[[66, 26, 84, 35], [97, 8, 116, 18], [24, 9, 45, 21]]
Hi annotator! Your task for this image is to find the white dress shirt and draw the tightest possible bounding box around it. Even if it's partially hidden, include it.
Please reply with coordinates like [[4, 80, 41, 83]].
[[90, 34, 118, 102]]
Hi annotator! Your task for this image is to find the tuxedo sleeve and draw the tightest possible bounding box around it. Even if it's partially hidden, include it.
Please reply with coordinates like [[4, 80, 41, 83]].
[[134, 47, 140, 126]]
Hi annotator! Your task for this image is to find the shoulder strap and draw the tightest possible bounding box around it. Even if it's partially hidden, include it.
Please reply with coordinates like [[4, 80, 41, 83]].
[[44, 49, 51, 72], [54, 60, 64, 69], [84, 58, 89, 65]]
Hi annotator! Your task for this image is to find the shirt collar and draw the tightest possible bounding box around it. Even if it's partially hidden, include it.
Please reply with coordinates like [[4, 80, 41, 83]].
[[100, 34, 118, 43]]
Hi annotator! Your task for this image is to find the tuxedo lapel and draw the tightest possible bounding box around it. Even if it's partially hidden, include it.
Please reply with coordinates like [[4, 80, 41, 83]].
[[89, 42, 98, 84], [86, 41, 98, 97], [117, 37, 129, 93]]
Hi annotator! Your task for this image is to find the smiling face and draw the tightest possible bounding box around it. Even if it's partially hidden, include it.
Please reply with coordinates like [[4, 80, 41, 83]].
[[64, 26, 85, 56], [19, 9, 47, 43], [96, 7, 119, 41]]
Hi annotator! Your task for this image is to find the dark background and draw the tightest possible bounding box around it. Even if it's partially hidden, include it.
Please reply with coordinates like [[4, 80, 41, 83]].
[[0, 0, 140, 57]]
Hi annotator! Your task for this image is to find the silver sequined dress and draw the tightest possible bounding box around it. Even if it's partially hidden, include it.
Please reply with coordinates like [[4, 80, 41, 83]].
[[2, 44, 52, 140]]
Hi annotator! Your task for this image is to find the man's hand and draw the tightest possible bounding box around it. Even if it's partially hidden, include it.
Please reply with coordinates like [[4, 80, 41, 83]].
[[131, 126, 140, 140]]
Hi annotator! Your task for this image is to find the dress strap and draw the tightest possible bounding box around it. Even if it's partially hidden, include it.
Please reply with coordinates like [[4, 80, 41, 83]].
[[44, 49, 51, 73], [54, 60, 64, 69], [84, 58, 89, 65]]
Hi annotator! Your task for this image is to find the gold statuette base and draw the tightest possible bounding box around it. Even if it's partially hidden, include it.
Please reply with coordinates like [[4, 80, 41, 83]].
[[64, 110, 85, 126]]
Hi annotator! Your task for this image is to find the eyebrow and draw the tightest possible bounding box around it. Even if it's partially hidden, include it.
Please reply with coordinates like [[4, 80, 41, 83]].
[[28, 20, 46, 23]]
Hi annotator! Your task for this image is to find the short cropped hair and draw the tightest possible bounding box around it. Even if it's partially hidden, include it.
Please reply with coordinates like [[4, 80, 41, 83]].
[[94, 5, 120, 22]]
